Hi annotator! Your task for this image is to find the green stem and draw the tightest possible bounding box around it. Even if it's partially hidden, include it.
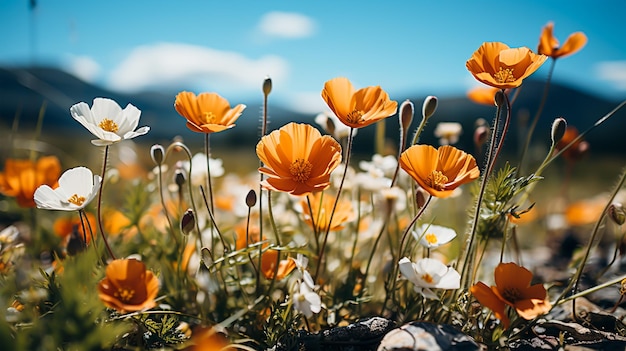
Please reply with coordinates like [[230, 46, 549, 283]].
[[96, 145, 116, 260], [518, 59, 556, 176], [313, 127, 354, 283]]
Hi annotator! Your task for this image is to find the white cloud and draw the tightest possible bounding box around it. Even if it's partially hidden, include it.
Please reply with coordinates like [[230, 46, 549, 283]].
[[258, 11, 315, 39], [107, 43, 289, 93], [285, 91, 327, 115], [63, 55, 101, 83], [595, 61, 626, 90]]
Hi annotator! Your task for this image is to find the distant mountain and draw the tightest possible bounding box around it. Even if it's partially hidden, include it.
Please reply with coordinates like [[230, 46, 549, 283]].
[[1, 66, 624, 156]]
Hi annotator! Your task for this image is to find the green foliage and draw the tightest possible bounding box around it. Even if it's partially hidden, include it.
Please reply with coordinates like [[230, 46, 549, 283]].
[[474, 163, 541, 241]]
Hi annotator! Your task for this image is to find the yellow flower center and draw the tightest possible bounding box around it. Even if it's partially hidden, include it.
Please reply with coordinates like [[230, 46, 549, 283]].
[[427, 170, 448, 191], [346, 109, 364, 124], [425, 233, 438, 245], [202, 111, 216, 124], [289, 158, 313, 183], [99, 118, 119, 133], [68, 194, 86, 206], [115, 287, 135, 302], [502, 287, 521, 303], [494, 67, 516, 84], [421, 273, 434, 284]]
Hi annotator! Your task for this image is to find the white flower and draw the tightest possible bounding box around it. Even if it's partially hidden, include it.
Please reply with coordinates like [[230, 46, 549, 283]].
[[359, 154, 397, 178], [34, 167, 101, 211], [434, 122, 462, 145], [292, 281, 321, 318], [70, 98, 150, 146], [183, 153, 224, 187], [291, 254, 315, 289], [398, 257, 460, 299], [413, 224, 457, 249]]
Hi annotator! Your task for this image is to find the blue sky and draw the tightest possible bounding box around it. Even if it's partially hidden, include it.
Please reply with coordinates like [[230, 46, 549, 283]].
[[1, 0, 625, 113]]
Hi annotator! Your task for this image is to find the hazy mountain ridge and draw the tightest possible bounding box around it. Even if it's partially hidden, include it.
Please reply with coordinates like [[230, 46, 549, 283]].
[[1, 66, 624, 155]]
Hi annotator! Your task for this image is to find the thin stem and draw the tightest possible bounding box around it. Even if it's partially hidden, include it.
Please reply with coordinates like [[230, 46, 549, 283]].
[[96, 145, 116, 260], [200, 186, 228, 253], [313, 127, 354, 283], [561, 168, 626, 314], [459, 93, 505, 291], [156, 162, 178, 246], [488, 92, 512, 176], [518, 59, 556, 175]]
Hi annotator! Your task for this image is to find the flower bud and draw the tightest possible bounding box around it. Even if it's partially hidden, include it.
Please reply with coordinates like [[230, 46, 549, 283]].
[[399, 99, 414, 133], [175, 169, 186, 188], [608, 203, 625, 226], [415, 188, 427, 209], [550, 117, 567, 145], [494, 90, 505, 107], [422, 96, 438, 120], [474, 126, 489, 148], [246, 189, 257, 208], [263, 77, 272, 96], [181, 209, 195, 235], [150, 144, 165, 166]]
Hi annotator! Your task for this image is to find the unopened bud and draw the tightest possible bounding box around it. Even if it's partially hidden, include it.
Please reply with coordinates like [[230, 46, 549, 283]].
[[551, 117, 567, 145], [399, 99, 414, 132], [474, 126, 489, 148], [263, 77, 272, 96], [246, 189, 257, 208], [422, 96, 438, 120], [494, 90, 505, 107], [415, 188, 427, 209], [181, 209, 195, 235], [608, 203, 625, 225], [175, 169, 186, 188], [150, 144, 165, 166]]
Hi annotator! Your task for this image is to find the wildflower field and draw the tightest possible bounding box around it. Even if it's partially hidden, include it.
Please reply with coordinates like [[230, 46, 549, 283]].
[[2, 22, 626, 351]]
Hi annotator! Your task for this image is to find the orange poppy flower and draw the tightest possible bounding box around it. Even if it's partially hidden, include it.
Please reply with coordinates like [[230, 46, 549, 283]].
[[467, 86, 500, 106], [565, 197, 606, 227], [185, 326, 232, 351], [470, 262, 551, 329], [260, 249, 296, 280], [399, 145, 479, 198], [555, 126, 588, 162], [321, 77, 398, 129], [53, 212, 97, 242], [256, 122, 342, 196], [466, 42, 547, 89], [97, 258, 159, 313], [538, 22, 587, 59], [301, 192, 354, 232], [174, 91, 246, 133], [0, 156, 61, 208]]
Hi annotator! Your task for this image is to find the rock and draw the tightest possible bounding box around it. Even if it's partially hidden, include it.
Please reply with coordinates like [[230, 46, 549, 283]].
[[376, 321, 480, 351], [275, 317, 396, 351]]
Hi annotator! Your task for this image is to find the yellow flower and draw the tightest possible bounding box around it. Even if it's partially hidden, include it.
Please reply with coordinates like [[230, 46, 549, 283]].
[[399, 145, 479, 198], [174, 91, 246, 133], [538, 22, 587, 59], [97, 259, 159, 313], [301, 192, 354, 232], [256, 122, 342, 196], [466, 42, 547, 89], [0, 156, 61, 208], [471, 262, 551, 329], [321, 77, 398, 129]]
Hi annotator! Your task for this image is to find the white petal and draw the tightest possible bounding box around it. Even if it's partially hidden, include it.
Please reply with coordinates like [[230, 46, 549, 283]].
[[122, 126, 150, 140], [398, 257, 419, 284], [118, 103, 141, 133], [58, 167, 94, 195], [91, 98, 122, 121], [34, 185, 73, 211], [91, 139, 116, 146], [436, 268, 461, 290], [419, 288, 439, 300]]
